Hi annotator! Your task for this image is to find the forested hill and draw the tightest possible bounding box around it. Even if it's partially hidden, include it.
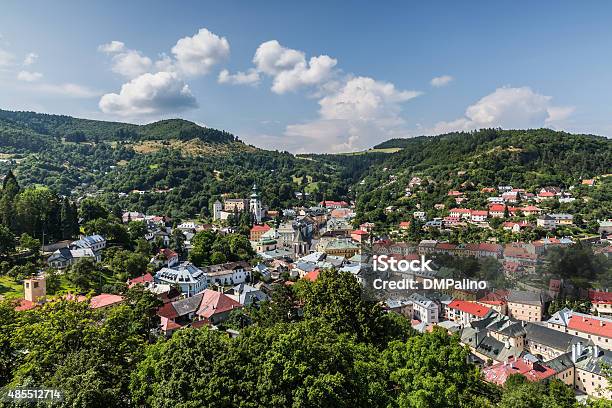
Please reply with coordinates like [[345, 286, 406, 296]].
[[0, 109, 349, 218], [0, 109, 237, 145], [362, 128, 612, 187], [349, 128, 612, 228]]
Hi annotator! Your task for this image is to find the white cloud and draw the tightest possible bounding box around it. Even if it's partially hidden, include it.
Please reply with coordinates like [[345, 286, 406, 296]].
[[171, 28, 230, 77], [0, 48, 14, 66], [110, 50, 152, 78], [221, 40, 337, 94], [17, 70, 43, 82], [218, 68, 260, 85], [284, 76, 421, 152], [99, 71, 197, 117], [23, 52, 38, 66], [430, 75, 453, 87], [427, 86, 574, 134], [98, 41, 152, 78], [98, 41, 126, 53]]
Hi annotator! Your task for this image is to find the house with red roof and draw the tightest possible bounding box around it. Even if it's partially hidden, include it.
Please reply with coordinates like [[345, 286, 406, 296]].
[[582, 179, 596, 186], [90, 293, 125, 309], [447, 190, 463, 197], [350, 229, 368, 242], [320, 200, 348, 209], [588, 289, 612, 318], [250, 224, 271, 241], [449, 208, 471, 219], [483, 356, 557, 386], [446, 300, 493, 325], [127, 272, 154, 288], [470, 210, 488, 223], [303, 269, 321, 282], [151, 248, 179, 268], [197, 289, 242, 325], [488, 204, 506, 218], [398, 221, 411, 230], [547, 309, 612, 350]]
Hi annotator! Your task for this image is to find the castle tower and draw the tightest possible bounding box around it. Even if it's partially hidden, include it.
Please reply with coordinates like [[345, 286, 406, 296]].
[[213, 200, 223, 221], [250, 183, 262, 224], [24, 275, 46, 302]]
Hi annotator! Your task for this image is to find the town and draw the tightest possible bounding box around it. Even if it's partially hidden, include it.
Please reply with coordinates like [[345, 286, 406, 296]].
[[1, 172, 610, 404]]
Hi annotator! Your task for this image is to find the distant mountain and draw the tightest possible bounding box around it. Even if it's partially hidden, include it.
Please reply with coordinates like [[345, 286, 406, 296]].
[[0, 109, 237, 145], [0, 109, 347, 218]]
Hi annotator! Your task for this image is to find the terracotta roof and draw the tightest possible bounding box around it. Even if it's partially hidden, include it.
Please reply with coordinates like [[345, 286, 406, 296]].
[[448, 300, 491, 317], [351, 229, 368, 235], [471, 210, 488, 216], [484, 357, 557, 385], [90, 294, 125, 309], [589, 290, 612, 304], [157, 302, 178, 319], [14, 298, 37, 311], [159, 248, 178, 260], [197, 289, 242, 319], [568, 314, 612, 338], [128, 272, 154, 288], [489, 204, 506, 212], [303, 269, 321, 282], [250, 224, 271, 233]]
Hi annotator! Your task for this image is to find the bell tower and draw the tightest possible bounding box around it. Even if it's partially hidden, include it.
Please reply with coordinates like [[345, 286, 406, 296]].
[[250, 183, 262, 223]]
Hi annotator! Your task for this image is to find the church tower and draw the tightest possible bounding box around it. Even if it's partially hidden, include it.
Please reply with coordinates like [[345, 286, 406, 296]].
[[212, 200, 223, 221], [250, 183, 262, 224]]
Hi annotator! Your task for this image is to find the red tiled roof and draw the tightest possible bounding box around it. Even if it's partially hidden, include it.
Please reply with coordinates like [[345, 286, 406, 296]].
[[320, 200, 348, 207], [351, 229, 368, 235], [303, 269, 321, 282], [447, 191, 463, 196], [162, 318, 181, 331], [489, 204, 506, 212], [484, 357, 557, 385], [399, 222, 411, 228], [450, 208, 471, 214], [471, 210, 488, 216], [589, 290, 612, 304], [538, 191, 555, 197], [90, 294, 125, 309], [14, 298, 37, 311], [128, 272, 154, 288], [448, 300, 491, 317], [568, 314, 612, 338], [250, 224, 271, 233], [159, 248, 178, 260], [157, 302, 178, 319], [197, 289, 242, 319]]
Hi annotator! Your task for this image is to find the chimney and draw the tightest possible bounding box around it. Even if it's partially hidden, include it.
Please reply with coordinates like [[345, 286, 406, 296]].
[[594, 345, 600, 358], [576, 341, 582, 358], [571, 343, 577, 363]]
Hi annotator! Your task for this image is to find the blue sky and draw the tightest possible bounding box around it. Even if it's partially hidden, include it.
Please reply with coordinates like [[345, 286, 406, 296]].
[[1, 1, 612, 152]]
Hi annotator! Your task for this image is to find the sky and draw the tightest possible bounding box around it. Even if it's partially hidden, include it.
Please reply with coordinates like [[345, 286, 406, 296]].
[[1, 1, 612, 153]]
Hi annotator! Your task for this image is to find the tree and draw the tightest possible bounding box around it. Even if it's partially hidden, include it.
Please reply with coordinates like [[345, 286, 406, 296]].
[[18, 233, 40, 254], [383, 328, 495, 407], [79, 198, 109, 223], [0, 224, 15, 257], [67, 258, 97, 292]]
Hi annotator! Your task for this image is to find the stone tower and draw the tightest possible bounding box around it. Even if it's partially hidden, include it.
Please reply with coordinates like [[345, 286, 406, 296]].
[[24, 275, 46, 302], [213, 200, 223, 221]]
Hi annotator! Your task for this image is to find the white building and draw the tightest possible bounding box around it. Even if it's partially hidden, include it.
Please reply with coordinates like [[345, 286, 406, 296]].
[[408, 293, 439, 324]]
